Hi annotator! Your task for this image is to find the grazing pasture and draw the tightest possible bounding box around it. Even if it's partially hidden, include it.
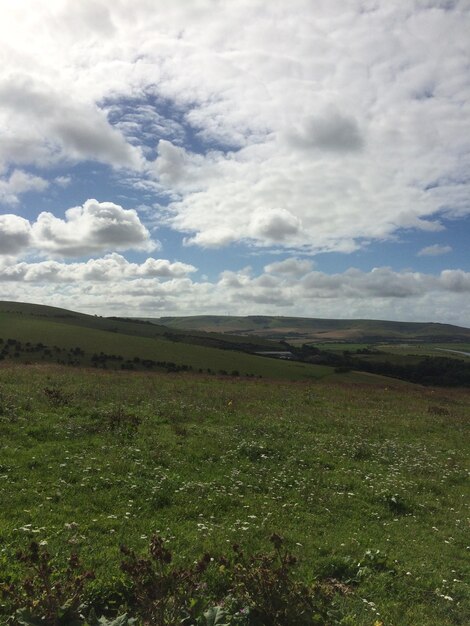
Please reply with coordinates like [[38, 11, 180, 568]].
[[0, 364, 468, 624], [0, 310, 332, 381]]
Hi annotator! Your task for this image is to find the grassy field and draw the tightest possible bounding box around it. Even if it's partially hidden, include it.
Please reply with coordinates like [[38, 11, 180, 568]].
[[0, 310, 333, 381], [0, 364, 468, 624], [0, 302, 285, 351], [308, 343, 470, 358], [155, 315, 470, 344], [383, 344, 470, 360]]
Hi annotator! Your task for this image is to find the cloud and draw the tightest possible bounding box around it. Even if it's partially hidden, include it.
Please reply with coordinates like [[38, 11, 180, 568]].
[[30, 199, 157, 257], [1, 259, 469, 326], [417, 244, 452, 256], [184, 227, 237, 248], [0, 1, 468, 255], [0, 214, 32, 255], [0, 253, 196, 283], [55, 175, 72, 188], [137, 257, 196, 278], [215, 266, 470, 311], [250, 209, 302, 243], [439, 269, 470, 293], [0, 75, 143, 170], [286, 111, 364, 152], [155, 140, 188, 185], [0, 169, 49, 205], [264, 258, 314, 277]]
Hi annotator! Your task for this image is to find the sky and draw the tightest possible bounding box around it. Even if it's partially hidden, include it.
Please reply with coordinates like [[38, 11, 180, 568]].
[[0, 0, 469, 325]]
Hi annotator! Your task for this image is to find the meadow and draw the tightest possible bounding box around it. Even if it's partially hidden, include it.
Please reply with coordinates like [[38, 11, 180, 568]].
[[0, 364, 468, 624], [308, 343, 470, 360], [156, 316, 470, 345], [0, 304, 333, 382]]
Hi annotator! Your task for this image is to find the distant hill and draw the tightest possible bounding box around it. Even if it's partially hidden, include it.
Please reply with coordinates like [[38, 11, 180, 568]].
[[0, 302, 283, 351], [2, 302, 469, 386], [0, 301, 336, 381], [153, 315, 470, 344]]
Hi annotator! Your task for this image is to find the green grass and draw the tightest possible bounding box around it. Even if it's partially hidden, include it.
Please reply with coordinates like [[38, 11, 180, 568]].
[[0, 364, 468, 624], [305, 342, 470, 368], [0, 311, 332, 381], [308, 343, 377, 352], [155, 314, 470, 343], [0, 301, 284, 350], [383, 343, 470, 360]]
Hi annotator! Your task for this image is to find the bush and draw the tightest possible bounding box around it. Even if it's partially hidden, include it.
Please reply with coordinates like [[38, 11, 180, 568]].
[[1, 535, 339, 626]]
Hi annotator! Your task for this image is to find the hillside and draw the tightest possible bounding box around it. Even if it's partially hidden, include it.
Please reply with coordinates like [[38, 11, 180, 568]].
[[0, 301, 334, 381], [2, 301, 469, 386], [154, 314, 470, 343]]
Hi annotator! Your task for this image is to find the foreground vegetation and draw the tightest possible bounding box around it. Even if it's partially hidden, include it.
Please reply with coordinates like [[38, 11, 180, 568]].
[[0, 365, 468, 624]]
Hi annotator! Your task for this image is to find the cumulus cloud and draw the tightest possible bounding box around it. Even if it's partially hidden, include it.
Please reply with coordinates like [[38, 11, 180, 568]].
[[30, 199, 157, 257], [1, 259, 469, 326], [0, 253, 196, 283], [439, 269, 470, 293], [214, 266, 470, 312], [0, 214, 32, 255], [286, 111, 364, 152], [0, 0, 469, 342], [0, 75, 143, 170], [417, 244, 452, 256], [249, 209, 302, 243], [264, 258, 314, 276], [155, 140, 188, 185], [184, 227, 237, 248], [0, 169, 49, 205], [0, 1, 468, 253]]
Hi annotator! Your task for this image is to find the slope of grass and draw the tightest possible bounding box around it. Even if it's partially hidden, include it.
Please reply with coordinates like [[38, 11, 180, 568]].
[[0, 311, 332, 381], [156, 315, 470, 343], [0, 301, 286, 351], [0, 364, 468, 624]]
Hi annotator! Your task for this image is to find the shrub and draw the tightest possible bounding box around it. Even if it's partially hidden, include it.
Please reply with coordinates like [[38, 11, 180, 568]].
[[2, 535, 339, 626], [1, 541, 94, 626]]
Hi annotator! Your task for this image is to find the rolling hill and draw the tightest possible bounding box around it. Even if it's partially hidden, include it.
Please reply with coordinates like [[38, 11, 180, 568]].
[[0, 301, 334, 381], [3, 301, 469, 386], [154, 314, 470, 344]]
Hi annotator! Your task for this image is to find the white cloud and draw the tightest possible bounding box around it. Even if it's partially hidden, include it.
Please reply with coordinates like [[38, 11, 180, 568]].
[[1, 256, 469, 326], [55, 175, 72, 188], [439, 268, 470, 293], [0, 253, 196, 283], [155, 140, 188, 185], [286, 110, 364, 152], [0, 75, 143, 170], [30, 199, 157, 257], [417, 244, 452, 256], [264, 258, 314, 276], [0, 214, 32, 255], [249, 209, 302, 243], [138, 257, 196, 278], [0, 0, 470, 280], [184, 227, 237, 248], [0, 1, 468, 254], [0, 169, 49, 205]]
